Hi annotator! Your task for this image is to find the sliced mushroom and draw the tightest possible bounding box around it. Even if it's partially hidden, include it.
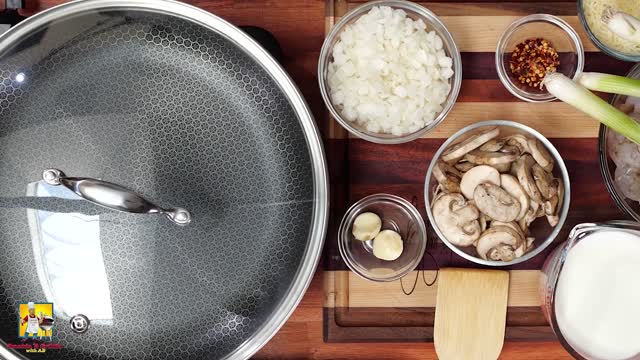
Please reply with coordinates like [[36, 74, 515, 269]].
[[543, 194, 559, 216], [517, 218, 527, 235], [514, 155, 543, 203], [514, 237, 535, 258], [479, 213, 488, 232], [535, 200, 546, 218], [442, 127, 500, 163], [546, 178, 564, 227], [432, 184, 444, 208], [479, 139, 505, 152], [500, 174, 529, 221], [536, 202, 547, 217], [432, 193, 481, 246], [438, 161, 461, 177], [500, 144, 522, 156], [505, 134, 531, 154], [518, 200, 540, 232], [464, 150, 518, 165], [438, 132, 563, 261], [510, 161, 520, 176], [460, 165, 501, 199], [433, 161, 462, 193], [546, 213, 560, 227], [490, 145, 520, 172], [530, 199, 540, 213], [531, 164, 553, 199], [555, 178, 565, 215], [546, 214, 559, 227], [454, 161, 476, 172], [528, 138, 554, 172], [547, 178, 559, 198], [514, 245, 525, 258], [491, 163, 511, 173], [473, 183, 521, 222], [476, 226, 523, 261], [490, 220, 525, 239]]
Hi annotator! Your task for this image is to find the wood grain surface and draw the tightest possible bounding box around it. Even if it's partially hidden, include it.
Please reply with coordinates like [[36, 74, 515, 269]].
[[321, 0, 628, 358], [434, 269, 509, 360], [347, 270, 540, 307], [15, 0, 597, 358]]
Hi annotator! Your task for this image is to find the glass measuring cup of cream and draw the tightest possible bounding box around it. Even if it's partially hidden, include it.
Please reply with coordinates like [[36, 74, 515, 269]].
[[540, 221, 640, 360]]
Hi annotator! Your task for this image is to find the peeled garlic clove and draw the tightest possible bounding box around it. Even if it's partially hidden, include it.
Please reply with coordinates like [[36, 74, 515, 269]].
[[373, 230, 403, 261], [352, 212, 382, 241]]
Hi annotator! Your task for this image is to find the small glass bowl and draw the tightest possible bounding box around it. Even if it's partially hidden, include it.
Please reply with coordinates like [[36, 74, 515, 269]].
[[578, 0, 640, 62], [338, 194, 427, 281], [495, 14, 584, 103], [318, 0, 462, 144], [598, 63, 640, 222], [424, 120, 571, 266]]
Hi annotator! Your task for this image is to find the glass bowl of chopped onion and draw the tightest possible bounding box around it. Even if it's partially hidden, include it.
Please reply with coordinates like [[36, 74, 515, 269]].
[[318, 0, 462, 144], [598, 63, 640, 222], [495, 14, 585, 103]]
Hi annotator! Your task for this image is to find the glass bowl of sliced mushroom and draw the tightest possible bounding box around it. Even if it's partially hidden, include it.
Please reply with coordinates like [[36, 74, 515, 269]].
[[424, 120, 571, 266], [338, 194, 428, 281]]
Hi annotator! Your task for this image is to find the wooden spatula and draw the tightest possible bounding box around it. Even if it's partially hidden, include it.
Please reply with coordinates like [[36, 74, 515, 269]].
[[434, 268, 509, 360]]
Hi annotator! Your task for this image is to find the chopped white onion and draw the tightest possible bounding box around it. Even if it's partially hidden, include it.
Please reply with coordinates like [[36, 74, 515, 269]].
[[327, 6, 454, 136]]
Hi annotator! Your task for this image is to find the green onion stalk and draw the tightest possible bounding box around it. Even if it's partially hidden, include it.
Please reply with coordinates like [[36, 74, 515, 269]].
[[543, 72, 640, 144], [578, 72, 640, 98]]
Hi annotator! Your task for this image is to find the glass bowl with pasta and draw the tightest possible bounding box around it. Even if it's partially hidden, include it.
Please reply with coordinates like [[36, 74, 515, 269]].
[[578, 0, 640, 61]]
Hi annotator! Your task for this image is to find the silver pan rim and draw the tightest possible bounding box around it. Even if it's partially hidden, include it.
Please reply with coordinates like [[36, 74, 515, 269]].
[[0, 1, 329, 359]]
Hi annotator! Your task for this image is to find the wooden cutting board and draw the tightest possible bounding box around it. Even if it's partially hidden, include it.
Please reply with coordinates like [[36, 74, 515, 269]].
[[322, 0, 632, 344], [434, 268, 509, 360]]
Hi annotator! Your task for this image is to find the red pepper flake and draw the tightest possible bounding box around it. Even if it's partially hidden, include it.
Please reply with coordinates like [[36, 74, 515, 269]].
[[509, 38, 560, 89]]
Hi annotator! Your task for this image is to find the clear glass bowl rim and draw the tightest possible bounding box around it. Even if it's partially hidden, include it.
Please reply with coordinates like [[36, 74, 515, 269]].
[[338, 193, 428, 282], [598, 63, 640, 222], [317, 0, 462, 144], [495, 13, 585, 103]]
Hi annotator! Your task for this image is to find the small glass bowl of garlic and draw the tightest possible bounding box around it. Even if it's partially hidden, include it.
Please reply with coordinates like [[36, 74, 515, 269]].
[[338, 193, 427, 282]]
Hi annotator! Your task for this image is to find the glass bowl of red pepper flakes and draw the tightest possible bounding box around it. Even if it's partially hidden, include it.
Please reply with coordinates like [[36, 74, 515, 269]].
[[495, 14, 584, 103]]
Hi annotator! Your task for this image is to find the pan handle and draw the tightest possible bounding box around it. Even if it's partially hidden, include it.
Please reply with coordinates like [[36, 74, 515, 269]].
[[42, 169, 191, 226]]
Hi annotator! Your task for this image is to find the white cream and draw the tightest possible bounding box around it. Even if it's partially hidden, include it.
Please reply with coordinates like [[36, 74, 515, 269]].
[[555, 230, 640, 360]]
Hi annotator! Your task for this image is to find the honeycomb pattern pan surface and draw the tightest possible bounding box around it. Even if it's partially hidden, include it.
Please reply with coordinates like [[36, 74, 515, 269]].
[[0, 1, 328, 359]]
